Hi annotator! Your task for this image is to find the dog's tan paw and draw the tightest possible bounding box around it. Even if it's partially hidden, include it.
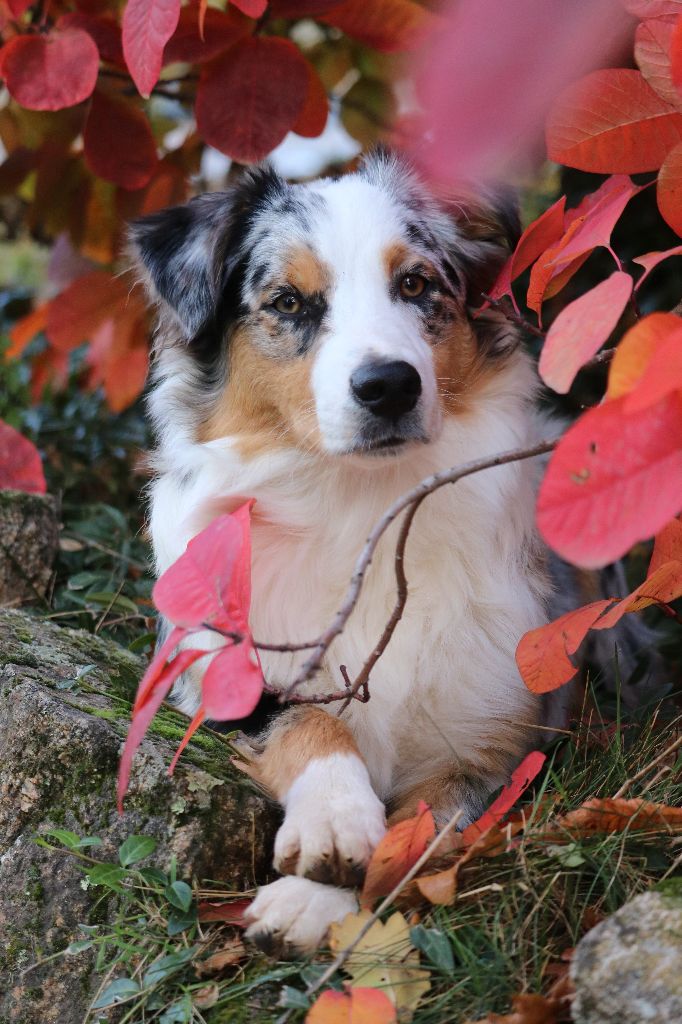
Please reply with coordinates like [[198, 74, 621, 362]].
[[273, 753, 386, 887], [243, 877, 358, 957]]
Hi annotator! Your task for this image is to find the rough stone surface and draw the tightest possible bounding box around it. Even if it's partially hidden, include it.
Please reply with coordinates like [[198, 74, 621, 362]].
[[571, 890, 682, 1024], [0, 609, 278, 1024], [0, 490, 59, 606]]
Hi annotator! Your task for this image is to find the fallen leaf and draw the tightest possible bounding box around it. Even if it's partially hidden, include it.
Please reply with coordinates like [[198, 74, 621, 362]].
[[462, 751, 546, 844], [361, 801, 435, 907], [195, 937, 246, 976], [197, 898, 252, 924], [553, 797, 682, 835], [306, 987, 397, 1024]]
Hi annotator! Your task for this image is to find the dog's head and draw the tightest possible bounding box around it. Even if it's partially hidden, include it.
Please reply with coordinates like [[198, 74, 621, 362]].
[[130, 151, 519, 459]]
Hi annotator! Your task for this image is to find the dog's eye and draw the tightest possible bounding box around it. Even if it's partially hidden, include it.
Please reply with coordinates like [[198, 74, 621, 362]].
[[273, 292, 303, 315], [399, 274, 427, 299]]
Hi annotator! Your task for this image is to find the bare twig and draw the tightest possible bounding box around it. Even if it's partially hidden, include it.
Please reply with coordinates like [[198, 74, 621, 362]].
[[276, 806, 465, 1024], [480, 293, 546, 338], [281, 439, 557, 701]]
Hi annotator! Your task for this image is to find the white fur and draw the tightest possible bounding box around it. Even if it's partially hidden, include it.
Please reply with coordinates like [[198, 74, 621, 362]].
[[274, 753, 387, 877], [243, 876, 358, 953]]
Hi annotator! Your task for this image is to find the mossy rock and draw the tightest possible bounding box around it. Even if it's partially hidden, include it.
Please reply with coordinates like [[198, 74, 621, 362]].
[[0, 609, 278, 1024], [0, 490, 58, 606]]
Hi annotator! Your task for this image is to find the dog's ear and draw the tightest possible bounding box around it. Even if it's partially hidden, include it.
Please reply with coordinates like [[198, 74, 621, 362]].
[[128, 167, 284, 339], [444, 186, 520, 305]]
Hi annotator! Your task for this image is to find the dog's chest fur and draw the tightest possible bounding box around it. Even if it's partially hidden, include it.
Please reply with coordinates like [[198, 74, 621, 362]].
[[151, 353, 549, 801]]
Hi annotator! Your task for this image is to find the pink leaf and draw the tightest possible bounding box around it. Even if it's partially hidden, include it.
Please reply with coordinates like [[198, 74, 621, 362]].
[[0, 420, 46, 494], [118, 646, 207, 809], [152, 513, 247, 629], [201, 640, 263, 721], [634, 243, 682, 287], [537, 393, 682, 568], [462, 751, 546, 844], [549, 176, 643, 268], [539, 271, 633, 394], [123, 0, 181, 98], [1, 28, 99, 111]]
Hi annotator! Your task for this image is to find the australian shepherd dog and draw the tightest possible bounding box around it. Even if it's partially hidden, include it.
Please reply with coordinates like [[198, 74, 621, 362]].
[[130, 150, 564, 954]]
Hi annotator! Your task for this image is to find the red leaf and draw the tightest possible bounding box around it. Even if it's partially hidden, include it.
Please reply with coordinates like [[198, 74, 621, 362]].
[[657, 140, 682, 235], [29, 347, 69, 401], [538, 272, 633, 394], [306, 988, 397, 1024], [546, 68, 682, 173], [169, 706, 205, 774], [649, 516, 682, 574], [163, 5, 251, 65], [58, 12, 125, 66], [152, 515, 246, 628], [84, 90, 158, 190], [672, 11, 682, 93], [633, 243, 682, 287], [7, 302, 48, 359], [320, 0, 436, 52], [7, 0, 33, 16], [293, 59, 329, 138], [635, 17, 682, 109], [537, 393, 682, 568], [230, 0, 266, 16], [46, 271, 131, 352], [462, 751, 546, 843], [118, 646, 207, 810], [361, 800, 434, 907], [201, 639, 263, 720], [549, 176, 643, 268], [195, 37, 308, 163], [607, 313, 682, 398], [488, 196, 566, 302], [1, 28, 99, 111], [624, 320, 682, 412], [122, 0, 181, 98], [0, 420, 46, 494], [622, 0, 682, 17], [515, 601, 613, 694], [100, 339, 149, 412], [197, 897, 252, 924], [526, 222, 589, 319], [268, 0, 341, 15]]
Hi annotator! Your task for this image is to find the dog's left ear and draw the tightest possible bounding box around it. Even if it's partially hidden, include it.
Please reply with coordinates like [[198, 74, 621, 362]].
[[444, 186, 520, 305]]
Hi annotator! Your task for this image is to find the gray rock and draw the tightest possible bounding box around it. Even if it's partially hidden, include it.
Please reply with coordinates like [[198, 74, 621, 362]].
[[571, 889, 682, 1024], [0, 609, 277, 1024], [0, 490, 59, 607]]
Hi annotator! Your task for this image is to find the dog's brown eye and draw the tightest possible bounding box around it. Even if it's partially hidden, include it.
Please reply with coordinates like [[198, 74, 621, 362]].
[[274, 293, 302, 315], [399, 274, 427, 299]]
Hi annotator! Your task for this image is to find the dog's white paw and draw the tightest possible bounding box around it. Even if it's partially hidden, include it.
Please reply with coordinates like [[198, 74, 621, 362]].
[[274, 753, 386, 886], [243, 876, 358, 957]]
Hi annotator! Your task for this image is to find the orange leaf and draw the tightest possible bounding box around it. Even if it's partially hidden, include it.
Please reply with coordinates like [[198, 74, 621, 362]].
[[657, 139, 682, 235], [623, 320, 682, 413], [46, 271, 132, 352], [415, 862, 459, 905], [29, 346, 69, 401], [537, 393, 682, 568], [7, 302, 48, 359], [648, 515, 682, 575], [546, 68, 682, 173], [361, 801, 435, 907], [515, 601, 613, 694], [462, 751, 546, 844], [293, 59, 329, 138], [554, 797, 682, 835], [320, 0, 437, 53], [635, 17, 682, 109], [538, 271, 632, 394], [606, 312, 682, 398], [195, 37, 309, 163], [306, 988, 397, 1024], [593, 558, 682, 628]]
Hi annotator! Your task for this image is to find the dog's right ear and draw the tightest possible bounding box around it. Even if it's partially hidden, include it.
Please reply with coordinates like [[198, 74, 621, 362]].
[[128, 167, 284, 340]]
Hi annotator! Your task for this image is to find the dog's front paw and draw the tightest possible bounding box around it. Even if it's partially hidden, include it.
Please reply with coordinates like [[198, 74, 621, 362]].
[[274, 753, 386, 887], [244, 877, 358, 957]]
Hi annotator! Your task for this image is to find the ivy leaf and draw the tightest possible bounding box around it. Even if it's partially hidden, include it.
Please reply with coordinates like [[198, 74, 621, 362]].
[[409, 926, 455, 973]]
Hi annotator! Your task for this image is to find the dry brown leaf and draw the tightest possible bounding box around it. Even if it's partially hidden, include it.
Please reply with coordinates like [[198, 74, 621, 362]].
[[552, 797, 682, 836], [195, 937, 246, 976], [193, 982, 220, 1008]]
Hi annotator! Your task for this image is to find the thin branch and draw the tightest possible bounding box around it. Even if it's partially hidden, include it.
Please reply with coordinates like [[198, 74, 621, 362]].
[[276, 806, 465, 1024], [480, 293, 545, 338], [281, 439, 557, 701]]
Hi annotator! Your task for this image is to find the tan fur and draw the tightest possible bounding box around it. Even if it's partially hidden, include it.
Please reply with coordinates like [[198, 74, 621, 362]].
[[433, 318, 499, 416], [282, 245, 330, 296], [236, 707, 363, 802], [198, 327, 320, 458]]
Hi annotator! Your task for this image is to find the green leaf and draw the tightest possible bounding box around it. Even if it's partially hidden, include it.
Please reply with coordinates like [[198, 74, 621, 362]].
[[42, 828, 81, 849], [68, 571, 103, 590], [75, 836, 103, 849], [167, 907, 197, 936], [91, 977, 140, 1008], [279, 987, 311, 1010], [66, 939, 93, 955], [86, 864, 127, 890], [410, 925, 455, 973], [165, 880, 193, 912], [118, 834, 157, 867], [547, 843, 586, 868], [142, 947, 197, 988], [128, 631, 156, 653], [159, 993, 193, 1023], [139, 866, 168, 886]]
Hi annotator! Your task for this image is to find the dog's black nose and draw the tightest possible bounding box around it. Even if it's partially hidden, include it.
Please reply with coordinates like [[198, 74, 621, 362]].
[[350, 360, 422, 419]]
